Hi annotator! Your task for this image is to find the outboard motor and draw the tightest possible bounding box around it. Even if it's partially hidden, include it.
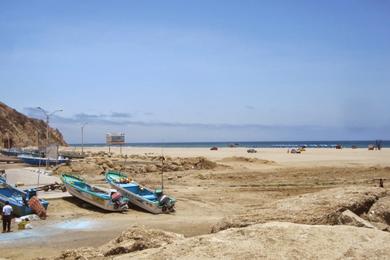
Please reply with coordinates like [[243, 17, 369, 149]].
[[111, 191, 128, 211], [158, 194, 175, 213], [159, 195, 169, 206]]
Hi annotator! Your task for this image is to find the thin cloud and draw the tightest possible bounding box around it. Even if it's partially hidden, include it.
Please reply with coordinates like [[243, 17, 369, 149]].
[[110, 112, 132, 118], [25, 108, 390, 137], [74, 113, 103, 120]]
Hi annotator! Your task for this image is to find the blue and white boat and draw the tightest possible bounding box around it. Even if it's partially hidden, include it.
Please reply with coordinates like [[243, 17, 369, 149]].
[[61, 173, 128, 212], [1, 148, 23, 157], [105, 171, 176, 214], [0, 176, 49, 217], [18, 154, 69, 166]]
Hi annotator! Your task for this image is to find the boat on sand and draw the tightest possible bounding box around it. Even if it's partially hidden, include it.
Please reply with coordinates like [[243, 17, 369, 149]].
[[61, 173, 128, 212], [105, 170, 176, 214], [0, 176, 49, 217], [18, 154, 69, 166]]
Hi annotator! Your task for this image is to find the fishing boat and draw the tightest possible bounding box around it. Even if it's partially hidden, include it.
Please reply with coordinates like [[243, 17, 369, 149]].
[[61, 173, 128, 212], [0, 176, 49, 217], [105, 170, 176, 214], [18, 154, 69, 166], [1, 148, 23, 156]]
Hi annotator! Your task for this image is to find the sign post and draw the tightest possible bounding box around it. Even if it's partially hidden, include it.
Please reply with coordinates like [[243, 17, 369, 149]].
[[106, 133, 125, 154]]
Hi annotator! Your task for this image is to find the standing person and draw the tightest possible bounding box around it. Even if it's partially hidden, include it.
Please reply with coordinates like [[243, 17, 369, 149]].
[[2, 201, 13, 233]]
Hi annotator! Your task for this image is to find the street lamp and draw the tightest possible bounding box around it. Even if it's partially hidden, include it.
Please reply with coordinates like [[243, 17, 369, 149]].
[[36, 107, 63, 168], [81, 122, 88, 154]]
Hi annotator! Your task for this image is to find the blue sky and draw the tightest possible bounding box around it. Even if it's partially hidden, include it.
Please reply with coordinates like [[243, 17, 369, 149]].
[[1, 1, 389, 143]]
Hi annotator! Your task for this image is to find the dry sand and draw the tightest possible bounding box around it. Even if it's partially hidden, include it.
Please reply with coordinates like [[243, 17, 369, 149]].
[[69, 146, 390, 168], [0, 147, 389, 259]]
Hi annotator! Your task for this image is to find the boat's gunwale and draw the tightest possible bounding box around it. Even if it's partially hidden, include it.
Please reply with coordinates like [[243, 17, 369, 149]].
[[18, 154, 69, 164], [61, 173, 112, 200]]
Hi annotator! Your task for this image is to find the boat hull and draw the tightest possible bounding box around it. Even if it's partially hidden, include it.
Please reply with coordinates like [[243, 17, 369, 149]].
[[108, 183, 163, 214], [18, 155, 69, 166], [64, 183, 125, 212], [105, 171, 175, 214], [0, 179, 49, 217]]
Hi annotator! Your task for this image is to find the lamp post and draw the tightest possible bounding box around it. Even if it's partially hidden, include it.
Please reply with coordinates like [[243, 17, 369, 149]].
[[36, 107, 63, 168], [81, 122, 88, 154]]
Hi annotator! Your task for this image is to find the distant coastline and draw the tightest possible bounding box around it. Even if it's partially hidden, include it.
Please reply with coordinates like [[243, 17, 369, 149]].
[[69, 140, 390, 148]]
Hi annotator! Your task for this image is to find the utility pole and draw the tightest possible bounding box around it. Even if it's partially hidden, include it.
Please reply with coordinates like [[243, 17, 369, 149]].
[[81, 122, 88, 154], [36, 107, 63, 169], [161, 155, 165, 192]]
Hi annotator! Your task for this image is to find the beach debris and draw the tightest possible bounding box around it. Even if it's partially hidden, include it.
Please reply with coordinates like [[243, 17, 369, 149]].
[[336, 144, 342, 149], [15, 214, 40, 223], [17, 218, 33, 230], [15, 181, 24, 187], [28, 196, 47, 219], [35, 182, 66, 192], [210, 146, 218, 151], [338, 209, 376, 229], [247, 148, 257, 153]]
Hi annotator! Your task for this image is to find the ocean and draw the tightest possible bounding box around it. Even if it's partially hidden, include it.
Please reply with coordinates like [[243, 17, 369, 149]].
[[70, 140, 390, 148]]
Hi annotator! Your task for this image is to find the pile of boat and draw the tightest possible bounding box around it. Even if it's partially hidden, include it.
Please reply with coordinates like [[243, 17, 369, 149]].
[[61, 170, 176, 214], [1, 168, 175, 220]]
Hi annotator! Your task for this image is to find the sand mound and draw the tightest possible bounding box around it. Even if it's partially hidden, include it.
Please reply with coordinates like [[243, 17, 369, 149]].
[[119, 222, 390, 259], [368, 197, 390, 225], [54, 226, 183, 259], [212, 186, 386, 232], [55, 247, 102, 260], [220, 156, 274, 164], [53, 156, 218, 177], [101, 226, 184, 256]]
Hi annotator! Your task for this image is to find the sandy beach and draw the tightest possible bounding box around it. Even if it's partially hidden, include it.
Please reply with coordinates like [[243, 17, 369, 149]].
[[68, 146, 390, 167], [1, 147, 390, 259]]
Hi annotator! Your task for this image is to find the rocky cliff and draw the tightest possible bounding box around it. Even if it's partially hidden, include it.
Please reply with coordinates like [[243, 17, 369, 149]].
[[0, 102, 67, 148]]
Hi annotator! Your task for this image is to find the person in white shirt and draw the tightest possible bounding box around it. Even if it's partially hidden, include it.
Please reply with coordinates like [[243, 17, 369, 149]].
[[2, 201, 13, 233]]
